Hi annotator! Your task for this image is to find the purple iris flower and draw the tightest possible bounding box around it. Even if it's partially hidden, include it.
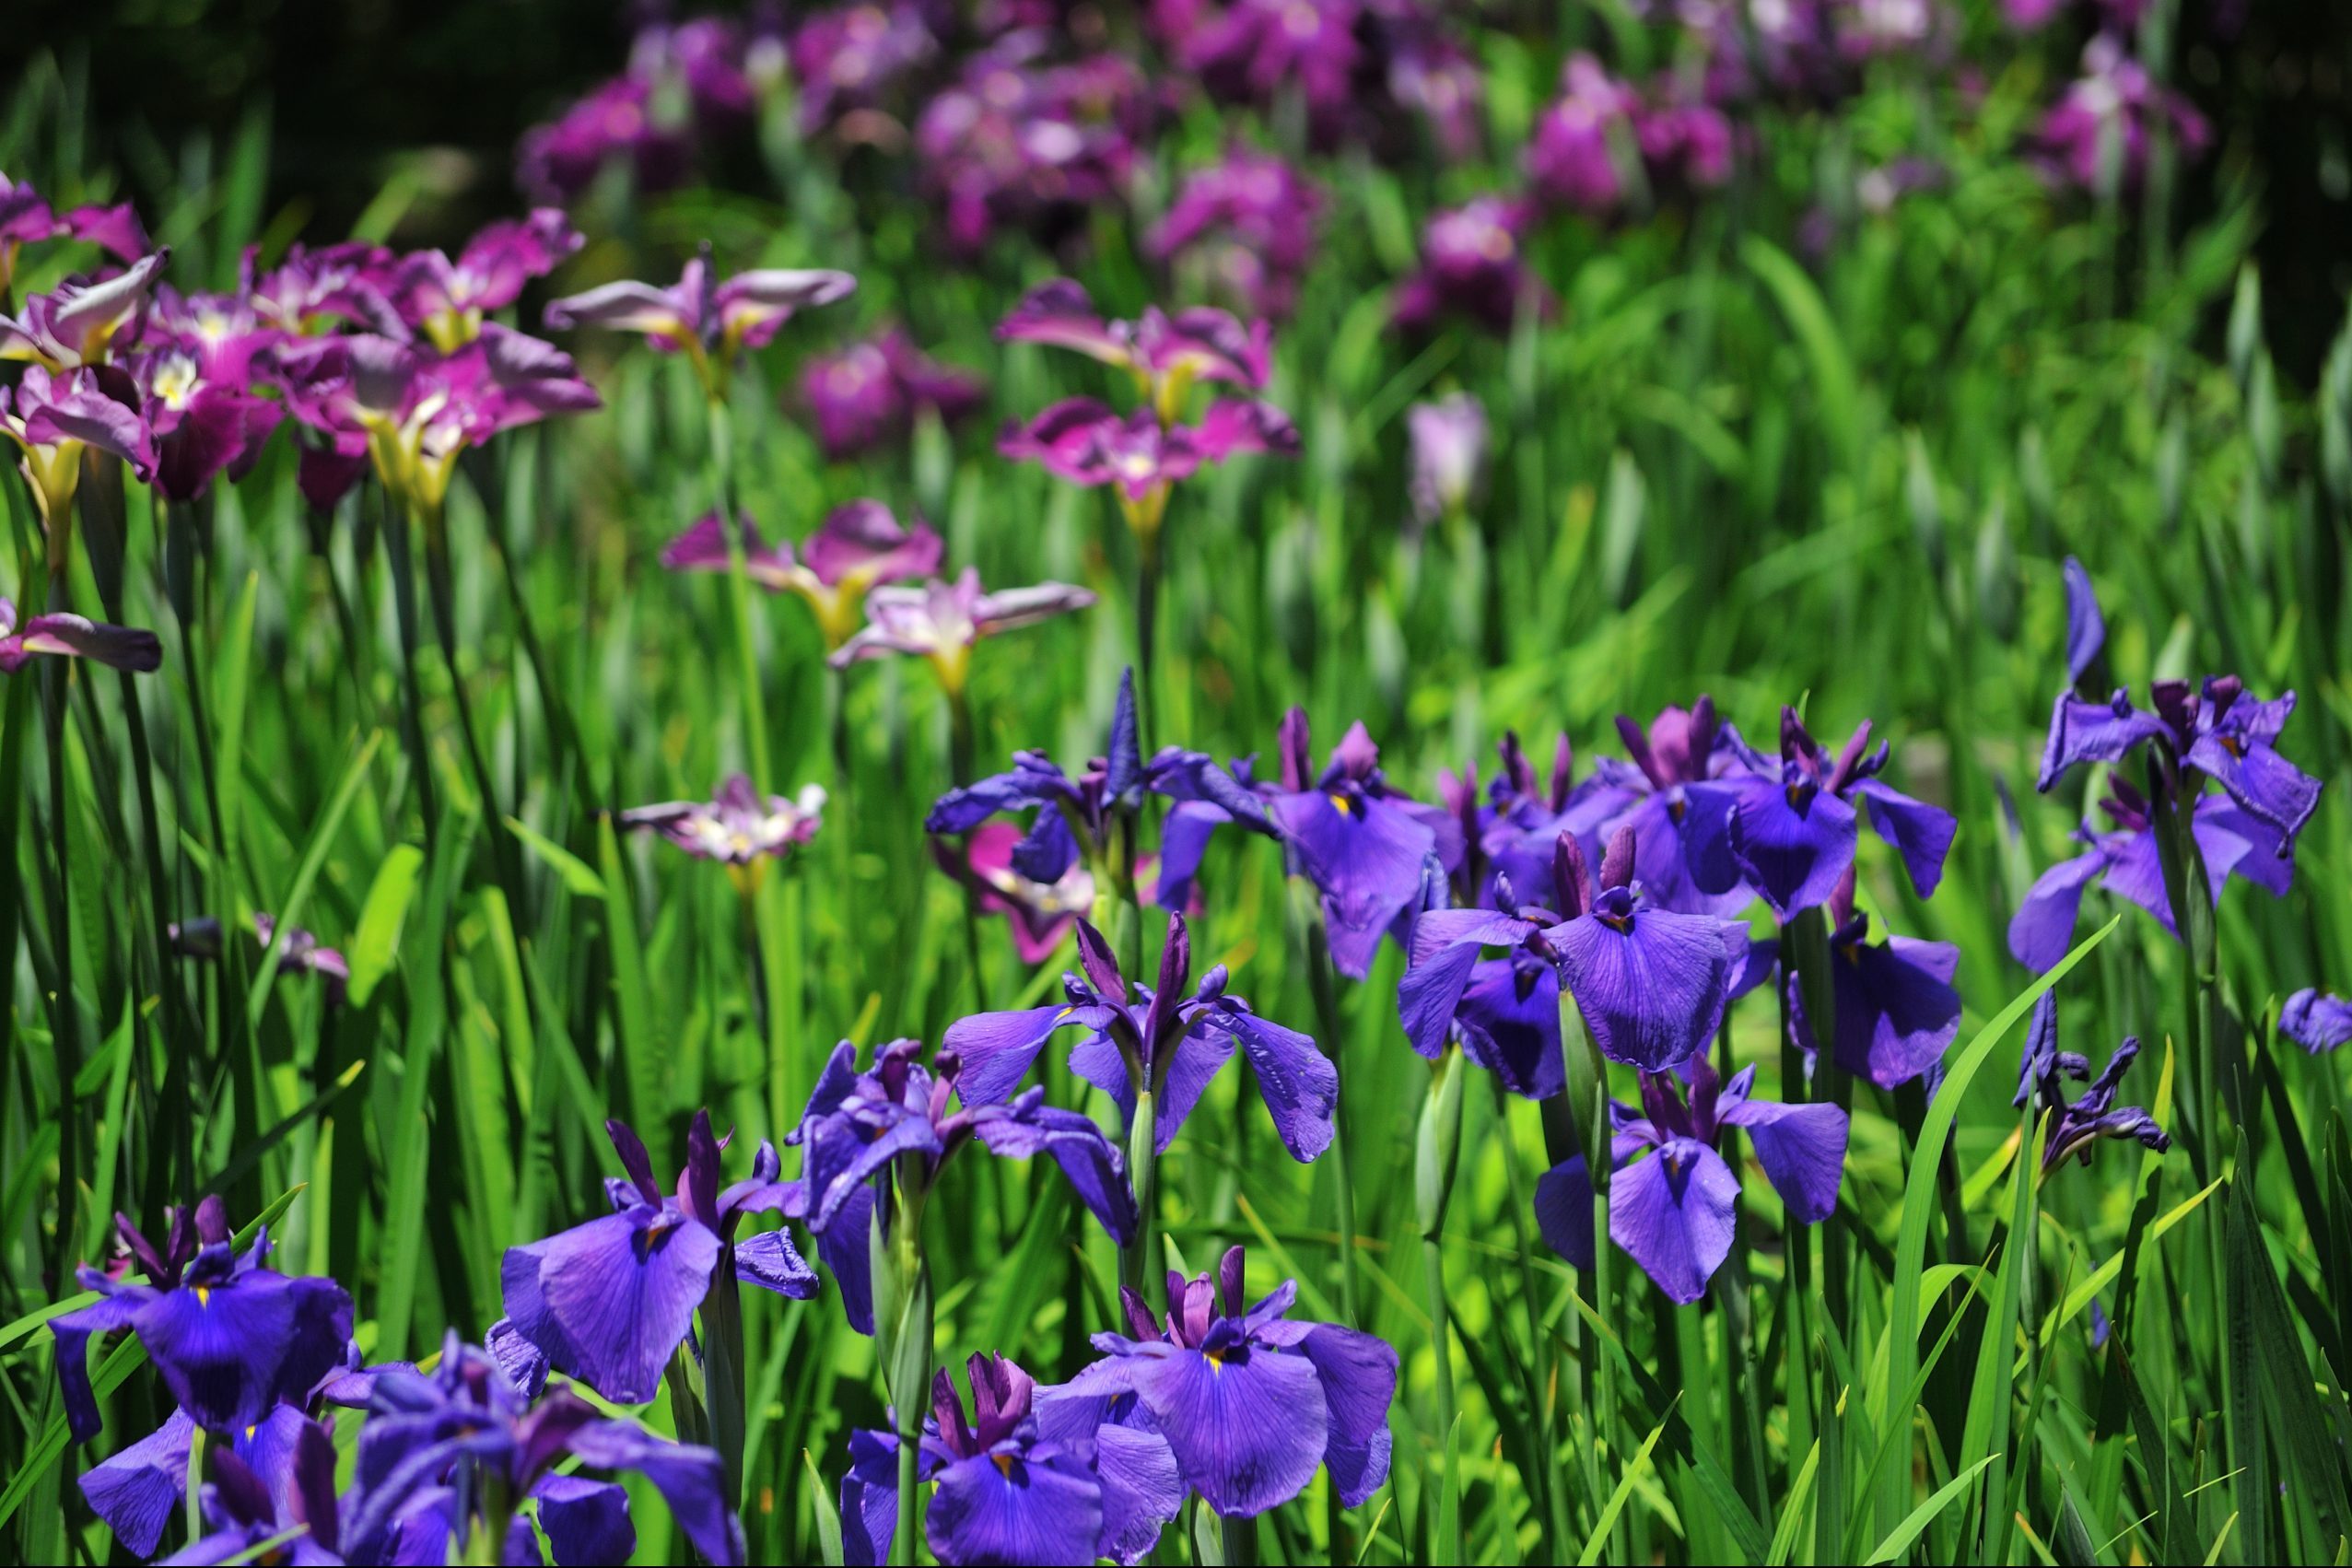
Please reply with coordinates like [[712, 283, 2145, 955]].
[[1682, 707, 1957, 919], [2008, 775, 2291, 972], [339, 1334, 744, 1566], [1147, 147, 1324, 320], [515, 76, 695, 205], [1000, 397, 1299, 503], [2281, 990, 2352, 1054], [389, 208, 583, 352], [945, 914, 1336, 1162], [662, 499, 942, 649], [1401, 825, 1750, 1078], [49, 1197, 355, 1445], [936, 823, 1190, 965], [1538, 1051, 1848, 1304], [544, 253, 855, 396], [1000, 279, 1272, 402], [1049, 1245, 1396, 1517], [0, 172, 147, 292], [148, 1412, 346, 1567], [136, 286, 284, 387], [620, 775, 827, 879], [1257, 707, 1462, 978], [493, 1111, 815, 1406], [0, 594, 161, 675], [128, 345, 282, 502], [826, 567, 1096, 690], [240, 239, 402, 337], [2035, 36, 2210, 195], [839, 1352, 1186, 1566], [2015, 994, 2170, 1171], [1526, 53, 1645, 215], [1392, 196, 1550, 337], [914, 43, 1152, 253], [1, 362, 156, 527], [801, 329, 986, 461], [789, 3, 941, 135], [792, 1037, 1140, 1262], [82, 1372, 353, 1559], [169, 913, 350, 1002], [1782, 871, 1960, 1090], [1407, 392, 1488, 527], [0, 249, 169, 369]]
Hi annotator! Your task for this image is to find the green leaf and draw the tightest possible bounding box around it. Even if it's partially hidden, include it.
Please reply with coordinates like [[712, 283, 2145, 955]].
[[1862, 1456, 2000, 1563], [507, 814, 605, 897], [346, 843, 424, 1007]]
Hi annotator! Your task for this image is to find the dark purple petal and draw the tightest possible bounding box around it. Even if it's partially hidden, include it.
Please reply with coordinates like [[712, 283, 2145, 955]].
[[1727, 779, 1857, 918], [1198, 1003, 1335, 1163], [136, 1270, 355, 1437], [2184, 731, 2323, 844], [1457, 960, 1566, 1100], [525, 1207, 721, 1403], [2062, 556, 2104, 686], [942, 1004, 1084, 1104], [732, 1228, 819, 1299], [1396, 908, 1539, 1059], [928, 1447, 1105, 1566], [1270, 790, 1436, 980], [530, 1473, 635, 1566], [972, 1099, 1140, 1245], [1609, 1140, 1740, 1305], [1127, 1345, 1328, 1517], [1532, 1156, 1595, 1270], [564, 1419, 744, 1566], [2282, 990, 2352, 1054], [996, 279, 1128, 363], [2038, 691, 2172, 791], [2007, 847, 2104, 974], [1553, 907, 1735, 1073], [1831, 933, 1961, 1090], [1848, 779, 1956, 900], [841, 1429, 903, 1567], [80, 1410, 194, 1558], [1092, 1422, 1183, 1565], [47, 1286, 146, 1442], [1715, 1097, 1847, 1224], [1295, 1326, 1397, 1507]]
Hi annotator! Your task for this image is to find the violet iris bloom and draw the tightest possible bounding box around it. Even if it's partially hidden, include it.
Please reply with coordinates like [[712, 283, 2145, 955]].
[[2036, 36, 2209, 195], [2008, 775, 2291, 972], [1401, 825, 1749, 1076], [84, 1363, 344, 1557], [340, 1334, 744, 1566], [826, 567, 1096, 692], [1526, 54, 1646, 215], [50, 1198, 355, 1445], [2281, 990, 2352, 1054], [914, 44, 1151, 253], [1, 363, 156, 529], [1550, 698, 1762, 919], [1539, 1053, 1847, 1304], [156, 1414, 345, 1567], [515, 77, 695, 205], [1147, 147, 1324, 320], [390, 208, 583, 352], [936, 823, 1186, 965], [0, 250, 169, 369], [839, 1352, 1185, 1566], [544, 253, 855, 397], [0, 172, 148, 291], [801, 330, 985, 461], [661, 500, 942, 649], [789, 3, 941, 135], [998, 279, 1273, 412], [1258, 707, 1462, 978], [1407, 392, 1488, 527], [2015, 994, 2170, 1171], [492, 1111, 815, 1405], [1392, 196, 1549, 336], [793, 1038, 1140, 1258], [129, 346, 281, 502], [1000, 398, 1299, 510], [0, 594, 161, 674], [1049, 1245, 1396, 1517], [1784, 872, 1960, 1090], [169, 913, 350, 1002], [1683, 708, 1956, 919], [240, 240, 402, 336], [947, 914, 1335, 1161]]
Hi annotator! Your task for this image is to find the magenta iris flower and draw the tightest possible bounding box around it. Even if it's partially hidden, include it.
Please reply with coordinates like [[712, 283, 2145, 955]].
[[0, 594, 160, 675], [1148, 147, 1324, 319], [492, 1111, 815, 1406], [388, 207, 582, 352], [839, 1352, 1186, 1566], [1537, 1052, 1848, 1304], [936, 823, 1188, 965], [999, 279, 1272, 406], [1406, 392, 1488, 526], [544, 253, 855, 396], [1392, 196, 1549, 336], [2015, 994, 2170, 1171], [826, 567, 1096, 688], [241, 239, 402, 336], [1257, 707, 1462, 978], [801, 329, 985, 461], [169, 913, 349, 1002], [661, 500, 942, 648], [1, 363, 156, 527], [1782, 872, 1960, 1090], [128, 345, 281, 503], [789, 3, 941, 135], [1048, 1245, 1397, 1518], [946, 914, 1334, 1162], [2281, 990, 2352, 1054], [1001, 397, 1299, 502], [0, 171, 147, 292], [0, 250, 169, 369], [621, 774, 827, 872], [1682, 707, 1956, 919], [49, 1198, 355, 1445], [2035, 36, 2210, 195], [339, 1333, 744, 1566], [914, 44, 1152, 252]]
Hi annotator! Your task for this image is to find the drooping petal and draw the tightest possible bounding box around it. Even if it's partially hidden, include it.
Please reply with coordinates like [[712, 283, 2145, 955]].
[[972, 1099, 1140, 1245], [840, 1429, 904, 1568], [1552, 907, 1734, 1073], [1830, 934, 1961, 1090], [1715, 1098, 1848, 1224], [1092, 1421, 1184, 1565], [80, 1410, 195, 1558], [1295, 1326, 1398, 1507], [1847, 779, 1956, 900], [2282, 990, 2352, 1054], [532, 1473, 636, 1566], [47, 1287, 147, 1442], [1270, 790, 1435, 979], [1126, 1345, 1328, 1517], [1532, 1156, 1595, 1270], [1394, 908, 1538, 1059], [1456, 959, 1565, 1100], [2006, 848, 2105, 974], [2062, 556, 2105, 686], [2184, 731, 2323, 844], [527, 1207, 723, 1403], [563, 1418, 744, 1566], [927, 1447, 1105, 1567], [135, 1270, 356, 1438], [1198, 1002, 1336, 1163], [1607, 1140, 1740, 1305], [1726, 779, 1857, 919]]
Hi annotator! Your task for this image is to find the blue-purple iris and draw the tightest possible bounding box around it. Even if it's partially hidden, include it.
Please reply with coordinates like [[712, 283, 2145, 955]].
[[1046, 1246, 1397, 1519], [492, 1111, 816, 1404], [2015, 994, 2171, 1171], [943, 915, 1336, 1162], [50, 1197, 354, 1446], [1537, 1054, 1849, 1304], [1258, 707, 1463, 977], [2282, 989, 2352, 1054], [1784, 871, 1961, 1091], [838, 1352, 1185, 1566]]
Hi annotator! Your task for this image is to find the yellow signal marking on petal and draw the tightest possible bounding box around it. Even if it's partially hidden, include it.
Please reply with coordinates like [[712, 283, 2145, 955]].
[[193, 1287, 211, 1307], [1057, 1005, 1075, 1022], [1203, 1350, 1224, 1373], [1328, 793, 1352, 817], [993, 1453, 1016, 1478]]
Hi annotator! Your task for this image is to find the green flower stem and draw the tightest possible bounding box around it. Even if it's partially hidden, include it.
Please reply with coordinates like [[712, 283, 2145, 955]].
[[1416, 1044, 1467, 1562], [703, 1258, 750, 1511], [1299, 895, 1359, 1326], [873, 1171, 934, 1567], [1124, 1086, 1160, 1299], [1556, 981, 1616, 1555], [705, 399, 773, 795]]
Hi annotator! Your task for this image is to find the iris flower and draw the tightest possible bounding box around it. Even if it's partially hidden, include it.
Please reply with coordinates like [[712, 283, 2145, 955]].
[[1400, 825, 1750, 1077], [0, 251, 169, 369], [492, 1111, 815, 1405], [1048, 1245, 1397, 1518], [388, 207, 582, 351], [2281, 990, 2352, 1054], [168, 913, 350, 1003], [838, 1352, 1185, 1566], [792, 1039, 1139, 1282], [660, 500, 941, 649], [0, 171, 147, 292], [1148, 147, 1324, 321], [1256, 707, 1463, 978], [0, 594, 161, 675], [544, 252, 855, 398], [1537, 1053, 1848, 1304], [50, 1199, 355, 1445], [801, 329, 985, 462], [242, 240, 402, 336], [826, 567, 1095, 693], [1000, 398, 1298, 534], [2015, 994, 2171, 1170], [1407, 392, 1489, 526], [998, 279, 1272, 411], [1682, 708, 1956, 919], [1, 363, 156, 532], [1784, 871, 1960, 1090], [131, 345, 282, 502], [620, 774, 826, 892], [338, 1334, 744, 1566], [82, 1370, 337, 1556], [1392, 197, 1549, 336], [943, 914, 1336, 1162], [937, 822, 1188, 965]]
